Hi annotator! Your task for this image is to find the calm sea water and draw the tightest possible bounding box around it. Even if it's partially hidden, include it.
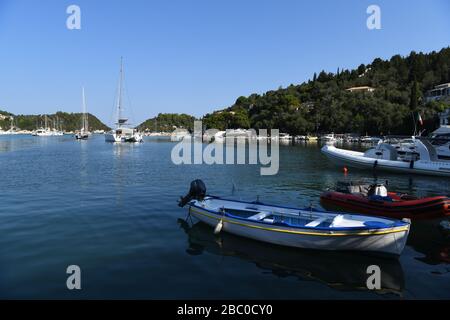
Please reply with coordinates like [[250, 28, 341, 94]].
[[0, 134, 449, 299]]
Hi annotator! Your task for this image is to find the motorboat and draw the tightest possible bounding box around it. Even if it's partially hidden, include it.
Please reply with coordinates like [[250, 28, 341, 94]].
[[295, 135, 318, 142], [360, 136, 382, 144], [105, 58, 143, 143], [321, 181, 450, 220], [320, 133, 336, 143], [34, 128, 53, 137], [295, 135, 308, 141], [170, 128, 191, 142], [205, 131, 226, 143], [52, 129, 64, 136], [178, 180, 410, 256], [389, 138, 418, 161], [225, 129, 253, 139], [278, 133, 292, 141], [269, 133, 292, 142], [33, 115, 54, 137], [321, 138, 450, 177], [387, 133, 450, 161], [429, 126, 450, 160], [105, 126, 143, 143]]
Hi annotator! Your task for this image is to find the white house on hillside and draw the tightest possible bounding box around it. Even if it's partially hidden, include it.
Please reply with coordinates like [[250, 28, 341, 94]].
[[345, 86, 375, 93], [425, 83, 450, 103]]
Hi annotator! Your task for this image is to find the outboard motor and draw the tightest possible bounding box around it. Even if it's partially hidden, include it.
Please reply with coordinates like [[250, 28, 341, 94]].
[[178, 179, 207, 207], [368, 183, 388, 197]]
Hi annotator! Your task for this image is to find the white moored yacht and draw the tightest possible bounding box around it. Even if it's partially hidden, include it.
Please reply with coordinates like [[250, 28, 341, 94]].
[[322, 137, 450, 177], [105, 58, 143, 143], [429, 126, 450, 161]]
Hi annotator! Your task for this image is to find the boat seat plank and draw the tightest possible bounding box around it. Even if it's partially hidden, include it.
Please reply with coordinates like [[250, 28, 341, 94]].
[[305, 216, 328, 227], [248, 211, 272, 221]]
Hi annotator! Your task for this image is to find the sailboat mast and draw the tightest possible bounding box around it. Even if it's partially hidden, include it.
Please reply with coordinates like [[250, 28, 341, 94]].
[[82, 87, 88, 132], [117, 57, 123, 127]]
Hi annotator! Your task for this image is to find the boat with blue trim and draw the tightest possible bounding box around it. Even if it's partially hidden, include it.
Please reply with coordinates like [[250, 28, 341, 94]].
[[321, 137, 450, 177], [178, 180, 411, 256]]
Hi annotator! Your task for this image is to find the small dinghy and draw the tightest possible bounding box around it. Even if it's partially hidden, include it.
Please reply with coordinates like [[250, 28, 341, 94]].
[[321, 181, 450, 220], [322, 138, 450, 177], [178, 180, 411, 256]]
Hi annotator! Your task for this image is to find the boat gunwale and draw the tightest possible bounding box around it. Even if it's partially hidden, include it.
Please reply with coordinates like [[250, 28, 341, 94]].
[[200, 195, 404, 222], [189, 197, 409, 233], [189, 206, 409, 237]]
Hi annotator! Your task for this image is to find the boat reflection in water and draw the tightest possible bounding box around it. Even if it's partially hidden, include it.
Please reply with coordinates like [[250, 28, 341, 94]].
[[407, 220, 450, 265], [178, 219, 405, 296]]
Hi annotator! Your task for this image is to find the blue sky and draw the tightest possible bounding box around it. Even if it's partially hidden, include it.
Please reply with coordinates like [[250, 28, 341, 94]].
[[0, 0, 449, 126]]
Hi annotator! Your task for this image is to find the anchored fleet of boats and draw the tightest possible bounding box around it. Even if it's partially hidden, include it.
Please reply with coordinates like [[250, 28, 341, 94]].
[[177, 125, 450, 258], [2, 59, 449, 260]]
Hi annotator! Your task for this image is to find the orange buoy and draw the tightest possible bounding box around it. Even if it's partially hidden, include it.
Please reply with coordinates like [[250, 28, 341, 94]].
[[343, 166, 348, 174]]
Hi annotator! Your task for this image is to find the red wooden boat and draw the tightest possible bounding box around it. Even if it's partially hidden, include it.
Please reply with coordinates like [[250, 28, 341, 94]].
[[320, 182, 450, 220]]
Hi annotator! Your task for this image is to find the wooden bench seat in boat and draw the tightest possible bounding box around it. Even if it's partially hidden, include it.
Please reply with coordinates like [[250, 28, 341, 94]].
[[305, 216, 329, 227], [248, 211, 272, 221]]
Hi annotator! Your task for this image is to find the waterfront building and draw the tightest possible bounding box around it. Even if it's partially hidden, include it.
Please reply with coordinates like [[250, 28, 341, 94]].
[[425, 83, 450, 103], [345, 86, 375, 93]]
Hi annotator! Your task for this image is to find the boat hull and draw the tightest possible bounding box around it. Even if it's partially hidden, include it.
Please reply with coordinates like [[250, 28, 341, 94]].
[[189, 205, 409, 256], [321, 191, 450, 220], [322, 145, 450, 177], [105, 132, 143, 143], [75, 134, 89, 140]]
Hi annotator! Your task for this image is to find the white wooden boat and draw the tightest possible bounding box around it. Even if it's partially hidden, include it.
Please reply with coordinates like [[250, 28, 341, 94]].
[[322, 138, 450, 177], [179, 180, 410, 256]]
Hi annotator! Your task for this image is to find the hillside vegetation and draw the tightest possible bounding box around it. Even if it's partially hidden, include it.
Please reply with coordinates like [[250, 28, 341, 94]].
[[0, 111, 110, 132], [203, 48, 450, 135], [138, 113, 196, 132]]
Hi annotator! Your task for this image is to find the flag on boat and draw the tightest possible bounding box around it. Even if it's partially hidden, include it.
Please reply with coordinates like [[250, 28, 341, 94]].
[[418, 112, 423, 126]]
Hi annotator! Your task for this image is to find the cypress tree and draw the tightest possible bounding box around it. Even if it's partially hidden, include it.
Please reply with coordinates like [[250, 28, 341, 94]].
[[409, 79, 419, 110]]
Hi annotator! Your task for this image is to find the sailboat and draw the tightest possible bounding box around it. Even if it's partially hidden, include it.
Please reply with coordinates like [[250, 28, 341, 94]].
[[5, 117, 19, 135], [52, 116, 64, 136], [105, 57, 143, 143], [75, 87, 90, 140]]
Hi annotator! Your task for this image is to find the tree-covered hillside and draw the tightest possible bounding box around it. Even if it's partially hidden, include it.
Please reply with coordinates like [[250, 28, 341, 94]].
[[138, 113, 197, 132], [0, 111, 110, 132], [204, 47, 450, 135]]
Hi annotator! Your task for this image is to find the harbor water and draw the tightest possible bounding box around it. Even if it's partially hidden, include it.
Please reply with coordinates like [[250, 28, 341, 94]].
[[0, 134, 449, 299]]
